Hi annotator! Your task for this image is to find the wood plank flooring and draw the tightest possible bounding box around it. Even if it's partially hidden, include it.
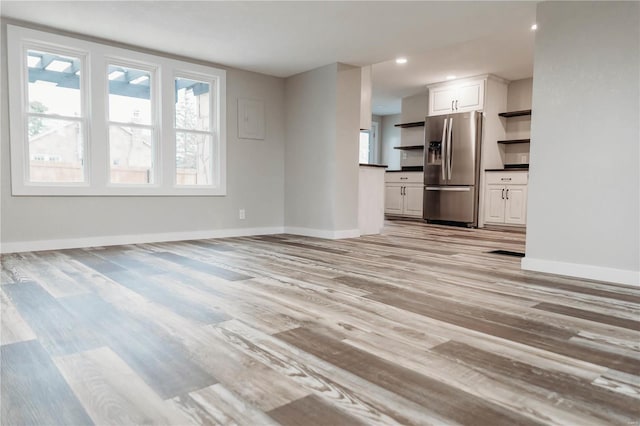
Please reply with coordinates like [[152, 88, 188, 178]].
[[1, 220, 639, 425]]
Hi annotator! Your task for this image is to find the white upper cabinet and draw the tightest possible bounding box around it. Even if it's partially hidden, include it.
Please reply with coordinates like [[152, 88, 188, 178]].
[[427, 78, 485, 116], [456, 80, 484, 111]]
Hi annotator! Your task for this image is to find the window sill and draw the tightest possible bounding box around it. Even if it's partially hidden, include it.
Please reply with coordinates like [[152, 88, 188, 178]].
[[12, 185, 227, 197]]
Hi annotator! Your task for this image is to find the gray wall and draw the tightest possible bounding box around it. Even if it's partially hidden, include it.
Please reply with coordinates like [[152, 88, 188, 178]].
[[505, 78, 533, 141], [283, 63, 360, 233], [381, 114, 401, 170], [504, 78, 533, 165], [283, 64, 337, 231], [0, 20, 286, 244], [524, 1, 639, 284], [333, 64, 361, 231]]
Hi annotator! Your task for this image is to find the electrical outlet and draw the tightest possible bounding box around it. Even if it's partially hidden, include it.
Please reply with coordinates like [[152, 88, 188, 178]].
[[239, 209, 246, 220]]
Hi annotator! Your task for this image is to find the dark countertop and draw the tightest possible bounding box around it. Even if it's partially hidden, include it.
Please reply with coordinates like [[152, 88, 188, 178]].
[[485, 168, 529, 172], [359, 163, 388, 168]]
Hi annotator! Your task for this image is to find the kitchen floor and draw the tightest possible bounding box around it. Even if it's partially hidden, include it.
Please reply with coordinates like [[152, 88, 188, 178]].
[[2, 221, 639, 425]]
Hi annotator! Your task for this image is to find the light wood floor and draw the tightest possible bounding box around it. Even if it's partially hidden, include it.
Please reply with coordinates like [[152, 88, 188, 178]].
[[1, 220, 639, 425]]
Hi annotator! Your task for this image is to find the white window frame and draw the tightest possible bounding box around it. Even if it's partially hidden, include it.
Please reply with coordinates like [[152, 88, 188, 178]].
[[7, 25, 227, 196], [16, 41, 90, 187], [105, 58, 160, 187], [172, 70, 219, 188]]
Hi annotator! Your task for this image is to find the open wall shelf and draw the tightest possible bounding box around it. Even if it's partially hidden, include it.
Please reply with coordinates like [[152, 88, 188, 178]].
[[394, 121, 425, 128], [498, 109, 532, 118], [393, 145, 424, 150]]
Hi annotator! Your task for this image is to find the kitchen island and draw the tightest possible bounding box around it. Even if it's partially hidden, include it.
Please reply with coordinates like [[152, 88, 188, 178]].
[[359, 164, 387, 235]]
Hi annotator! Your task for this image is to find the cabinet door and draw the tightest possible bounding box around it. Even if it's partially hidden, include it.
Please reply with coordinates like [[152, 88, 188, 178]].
[[484, 184, 506, 224], [429, 86, 456, 116], [455, 80, 484, 112], [504, 184, 527, 225], [384, 184, 404, 215], [403, 185, 424, 217]]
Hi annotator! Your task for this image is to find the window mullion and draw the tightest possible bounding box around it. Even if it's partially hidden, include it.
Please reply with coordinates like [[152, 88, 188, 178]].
[[90, 52, 109, 189], [160, 68, 175, 188]]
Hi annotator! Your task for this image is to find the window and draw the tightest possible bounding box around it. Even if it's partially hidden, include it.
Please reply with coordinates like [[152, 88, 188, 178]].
[[175, 77, 215, 186], [7, 25, 226, 196], [358, 122, 379, 164], [26, 48, 86, 183], [107, 64, 156, 184], [359, 131, 370, 163]]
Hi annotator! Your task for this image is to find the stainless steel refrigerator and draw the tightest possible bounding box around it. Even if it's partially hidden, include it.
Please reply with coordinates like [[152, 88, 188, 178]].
[[423, 110, 483, 227]]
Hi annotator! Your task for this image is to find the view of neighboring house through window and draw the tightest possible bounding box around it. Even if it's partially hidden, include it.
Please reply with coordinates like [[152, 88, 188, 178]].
[[108, 64, 155, 184], [175, 77, 213, 185], [27, 49, 85, 183]]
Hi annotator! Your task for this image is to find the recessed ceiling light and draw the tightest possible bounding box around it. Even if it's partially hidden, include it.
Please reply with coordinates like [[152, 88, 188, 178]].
[[531, 23, 538, 31], [446, 75, 456, 80], [395, 58, 407, 65]]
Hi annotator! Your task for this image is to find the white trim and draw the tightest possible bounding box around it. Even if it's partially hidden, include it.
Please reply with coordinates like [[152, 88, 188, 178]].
[[521, 257, 640, 287], [425, 73, 509, 90], [0, 227, 285, 254], [284, 227, 361, 240]]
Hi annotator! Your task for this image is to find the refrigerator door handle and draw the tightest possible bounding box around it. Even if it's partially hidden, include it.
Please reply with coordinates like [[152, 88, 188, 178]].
[[441, 118, 448, 180], [447, 117, 453, 180], [425, 186, 471, 191]]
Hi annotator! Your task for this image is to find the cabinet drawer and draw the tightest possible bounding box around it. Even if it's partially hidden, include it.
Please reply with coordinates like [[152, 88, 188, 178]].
[[485, 171, 528, 185], [385, 172, 423, 183]]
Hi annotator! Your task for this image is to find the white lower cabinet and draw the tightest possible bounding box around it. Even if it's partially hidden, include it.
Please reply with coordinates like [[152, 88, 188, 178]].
[[384, 184, 404, 215], [384, 172, 423, 218], [485, 185, 506, 223], [504, 185, 527, 225], [384, 184, 423, 217], [483, 171, 528, 226], [403, 185, 424, 217]]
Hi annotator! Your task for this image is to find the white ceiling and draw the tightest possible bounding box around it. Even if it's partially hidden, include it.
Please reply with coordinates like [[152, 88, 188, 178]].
[[1, 1, 538, 115]]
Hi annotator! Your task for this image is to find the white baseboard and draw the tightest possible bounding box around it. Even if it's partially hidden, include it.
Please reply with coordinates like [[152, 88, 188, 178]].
[[284, 227, 361, 240], [521, 257, 639, 287], [0, 226, 284, 254]]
